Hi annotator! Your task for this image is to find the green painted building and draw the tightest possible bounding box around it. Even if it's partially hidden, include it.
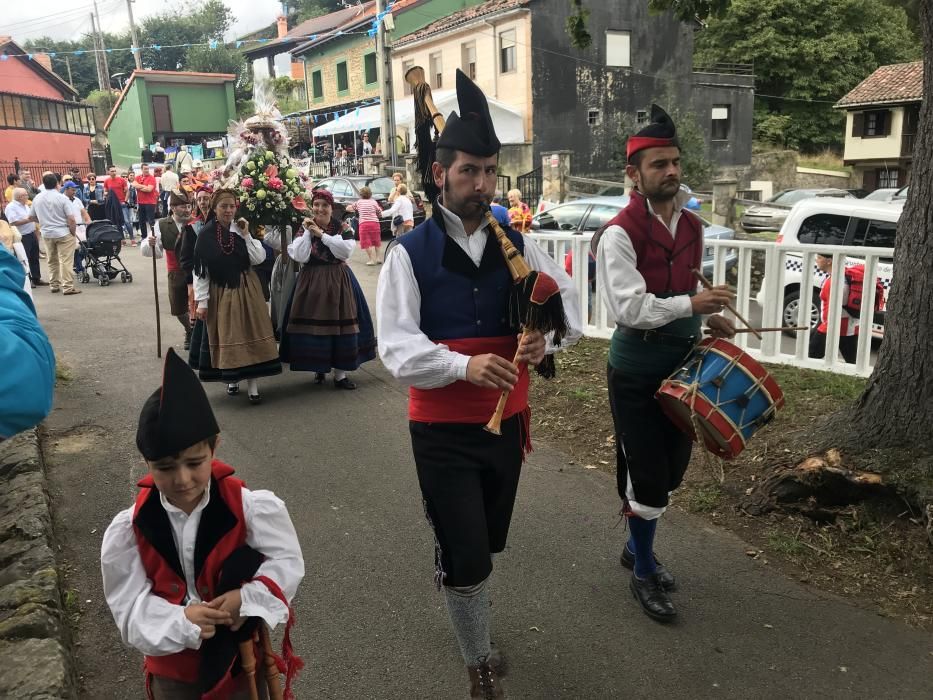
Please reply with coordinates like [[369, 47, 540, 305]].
[[104, 70, 237, 167], [291, 0, 485, 115]]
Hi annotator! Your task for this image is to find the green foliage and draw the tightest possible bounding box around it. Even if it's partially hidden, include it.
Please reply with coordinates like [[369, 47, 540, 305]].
[[610, 105, 716, 187], [648, 0, 732, 21], [694, 0, 920, 152], [84, 89, 120, 131], [291, 1, 341, 24], [139, 0, 234, 71], [567, 0, 593, 50]]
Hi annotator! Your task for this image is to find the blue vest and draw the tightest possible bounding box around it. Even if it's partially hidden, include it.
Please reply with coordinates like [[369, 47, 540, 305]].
[[398, 216, 524, 340]]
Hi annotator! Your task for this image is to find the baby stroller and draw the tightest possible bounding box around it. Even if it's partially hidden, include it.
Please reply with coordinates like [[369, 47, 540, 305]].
[[79, 220, 133, 287]]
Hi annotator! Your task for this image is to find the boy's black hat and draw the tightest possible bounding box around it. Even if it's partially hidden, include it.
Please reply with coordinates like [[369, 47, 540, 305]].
[[436, 69, 501, 157], [136, 348, 219, 461]]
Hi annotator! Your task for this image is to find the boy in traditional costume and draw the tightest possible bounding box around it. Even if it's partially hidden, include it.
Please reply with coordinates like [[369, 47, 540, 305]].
[[101, 348, 304, 699]]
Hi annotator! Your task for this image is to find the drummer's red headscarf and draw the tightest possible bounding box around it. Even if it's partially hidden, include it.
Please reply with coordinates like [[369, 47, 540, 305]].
[[626, 104, 680, 160]]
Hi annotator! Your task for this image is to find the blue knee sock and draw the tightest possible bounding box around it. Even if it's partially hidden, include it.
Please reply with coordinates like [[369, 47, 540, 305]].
[[627, 516, 658, 579]]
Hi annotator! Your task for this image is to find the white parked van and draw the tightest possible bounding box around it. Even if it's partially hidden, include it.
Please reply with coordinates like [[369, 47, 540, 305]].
[[755, 198, 897, 336]]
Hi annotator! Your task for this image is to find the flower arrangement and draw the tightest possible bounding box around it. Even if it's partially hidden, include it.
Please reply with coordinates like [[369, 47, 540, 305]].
[[236, 150, 309, 228]]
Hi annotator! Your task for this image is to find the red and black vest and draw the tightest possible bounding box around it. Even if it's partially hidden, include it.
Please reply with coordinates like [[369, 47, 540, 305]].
[[132, 460, 248, 693], [599, 189, 703, 296]]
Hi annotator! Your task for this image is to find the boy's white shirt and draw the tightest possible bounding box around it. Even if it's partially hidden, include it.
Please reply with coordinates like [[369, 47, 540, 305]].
[[100, 482, 304, 656]]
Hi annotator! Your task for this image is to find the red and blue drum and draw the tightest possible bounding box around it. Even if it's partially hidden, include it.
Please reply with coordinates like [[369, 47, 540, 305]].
[[656, 338, 784, 459]]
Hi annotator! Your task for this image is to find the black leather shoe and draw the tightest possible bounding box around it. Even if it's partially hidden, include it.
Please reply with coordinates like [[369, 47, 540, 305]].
[[334, 377, 356, 390], [313, 372, 326, 384], [226, 383, 239, 396], [620, 548, 677, 591], [630, 573, 677, 622], [248, 393, 262, 405]]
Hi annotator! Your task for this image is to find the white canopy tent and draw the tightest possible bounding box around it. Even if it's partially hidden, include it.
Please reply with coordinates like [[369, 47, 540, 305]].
[[311, 90, 525, 144]]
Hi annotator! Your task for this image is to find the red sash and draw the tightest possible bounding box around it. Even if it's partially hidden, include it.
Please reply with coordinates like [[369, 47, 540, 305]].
[[409, 336, 529, 423]]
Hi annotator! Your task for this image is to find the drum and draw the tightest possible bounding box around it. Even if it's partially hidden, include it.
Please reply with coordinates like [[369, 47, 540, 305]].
[[656, 338, 784, 459]]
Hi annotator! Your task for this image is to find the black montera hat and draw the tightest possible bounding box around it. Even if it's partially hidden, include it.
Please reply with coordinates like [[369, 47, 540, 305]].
[[436, 69, 501, 157], [136, 348, 219, 461], [627, 104, 679, 159]]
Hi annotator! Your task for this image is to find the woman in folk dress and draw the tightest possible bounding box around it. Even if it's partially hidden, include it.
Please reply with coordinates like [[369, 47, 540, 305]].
[[188, 188, 281, 404], [278, 188, 376, 390]]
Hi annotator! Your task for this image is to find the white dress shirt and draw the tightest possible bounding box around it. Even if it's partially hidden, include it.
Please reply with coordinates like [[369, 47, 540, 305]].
[[193, 222, 268, 308], [596, 194, 700, 330], [376, 203, 583, 389], [100, 484, 304, 656]]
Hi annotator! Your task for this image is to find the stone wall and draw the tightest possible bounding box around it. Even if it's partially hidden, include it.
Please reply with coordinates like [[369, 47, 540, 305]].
[[795, 166, 858, 190], [0, 432, 76, 699]]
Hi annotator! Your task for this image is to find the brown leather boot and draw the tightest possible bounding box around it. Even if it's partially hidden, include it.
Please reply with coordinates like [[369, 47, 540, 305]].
[[467, 658, 505, 699]]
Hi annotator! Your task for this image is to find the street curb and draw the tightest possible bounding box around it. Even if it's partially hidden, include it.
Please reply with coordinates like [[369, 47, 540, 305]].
[[0, 430, 77, 699]]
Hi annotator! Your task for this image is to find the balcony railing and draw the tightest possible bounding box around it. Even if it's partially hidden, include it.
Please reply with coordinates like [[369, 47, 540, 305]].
[[693, 62, 754, 76]]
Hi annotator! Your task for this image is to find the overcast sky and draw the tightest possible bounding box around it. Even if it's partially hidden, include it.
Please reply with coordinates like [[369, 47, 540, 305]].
[[3, 0, 287, 44]]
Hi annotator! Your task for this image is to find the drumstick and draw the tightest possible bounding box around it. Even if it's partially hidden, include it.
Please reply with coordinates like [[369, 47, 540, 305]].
[[732, 326, 809, 333], [691, 268, 763, 340]]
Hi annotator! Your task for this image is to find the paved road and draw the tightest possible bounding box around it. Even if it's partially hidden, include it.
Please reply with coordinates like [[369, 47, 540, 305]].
[[36, 246, 930, 699]]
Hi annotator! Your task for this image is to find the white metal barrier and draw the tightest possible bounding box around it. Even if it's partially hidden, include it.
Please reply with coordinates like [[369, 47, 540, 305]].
[[528, 233, 894, 377]]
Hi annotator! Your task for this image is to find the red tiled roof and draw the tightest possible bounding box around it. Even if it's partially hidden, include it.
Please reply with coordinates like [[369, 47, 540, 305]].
[[394, 0, 530, 47], [243, 3, 375, 57], [291, 0, 423, 55], [835, 61, 923, 108]]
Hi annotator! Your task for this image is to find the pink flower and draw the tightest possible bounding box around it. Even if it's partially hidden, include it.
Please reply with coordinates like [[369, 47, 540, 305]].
[[291, 195, 307, 211], [264, 164, 279, 179], [268, 177, 283, 191], [241, 177, 254, 189]]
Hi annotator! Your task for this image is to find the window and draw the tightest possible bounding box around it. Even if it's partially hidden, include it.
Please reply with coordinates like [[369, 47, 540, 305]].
[[429, 52, 443, 89], [797, 213, 849, 246], [151, 95, 172, 133], [331, 180, 353, 197], [462, 42, 477, 80], [336, 61, 349, 93], [499, 30, 516, 73], [587, 109, 600, 126], [852, 219, 897, 248], [402, 60, 414, 95], [311, 70, 323, 100], [636, 109, 648, 125], [364, 52, 378, 86], [582, 204, 620, 231], [711, 105, 731, 140], [606, 30, 631, 67], [0, 92, 93, 134], [877, 168, 899, 189], [852, 110, 891, 138], [534, 203, 590, 232]]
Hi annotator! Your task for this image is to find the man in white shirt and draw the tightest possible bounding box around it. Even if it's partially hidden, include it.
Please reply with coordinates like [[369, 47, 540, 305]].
[[376, 69, 581, 698], [4, 188, 45, 287], [30, 173, 79, 295], [62, 181, 91, 275]]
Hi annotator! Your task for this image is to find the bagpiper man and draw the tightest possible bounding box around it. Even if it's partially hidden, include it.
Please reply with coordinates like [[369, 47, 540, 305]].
[[377, 69, 582, 698], [594, 105, 736, 622]]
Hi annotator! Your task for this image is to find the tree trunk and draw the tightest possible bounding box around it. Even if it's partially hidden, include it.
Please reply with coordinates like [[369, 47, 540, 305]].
[[838, 0, 933, 450]]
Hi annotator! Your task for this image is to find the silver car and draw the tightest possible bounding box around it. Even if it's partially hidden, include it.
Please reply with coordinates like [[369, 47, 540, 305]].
[[740, 188, 854, 232], [530, 196, 737, 277]]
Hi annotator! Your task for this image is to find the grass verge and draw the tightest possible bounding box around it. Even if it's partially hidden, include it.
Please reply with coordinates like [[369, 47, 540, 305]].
[[530, 337, 932, 627]]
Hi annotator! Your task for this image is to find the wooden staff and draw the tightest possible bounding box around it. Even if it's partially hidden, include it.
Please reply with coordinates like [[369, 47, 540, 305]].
[[260, 624, 284, 700], [238, 634, 260, 700], [733, 326, 809, 333], [151, 237, 162, 358], [691, 268, 762, 340]]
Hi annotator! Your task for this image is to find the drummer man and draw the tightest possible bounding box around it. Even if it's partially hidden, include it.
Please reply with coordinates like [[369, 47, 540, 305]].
[[593, 105, 736, 622]]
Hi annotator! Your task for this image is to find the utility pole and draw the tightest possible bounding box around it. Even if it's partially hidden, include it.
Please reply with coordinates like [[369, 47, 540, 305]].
[[64, 55, 74, 88], [90, 12, 108, 92], [93, 0, 111, 88], [375, 0, 398, 166], [126, 0, 143, 71]]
